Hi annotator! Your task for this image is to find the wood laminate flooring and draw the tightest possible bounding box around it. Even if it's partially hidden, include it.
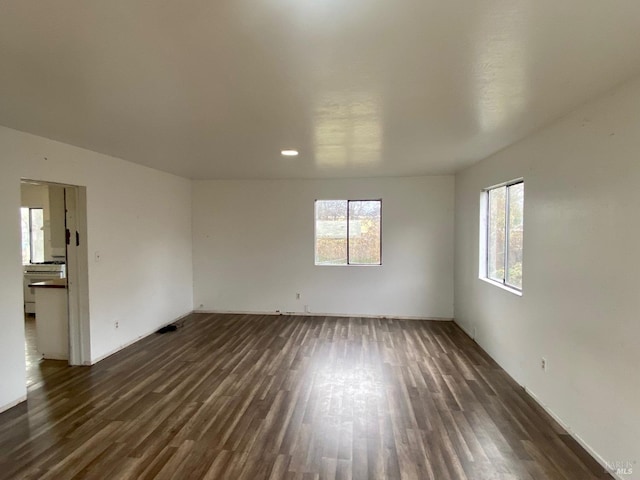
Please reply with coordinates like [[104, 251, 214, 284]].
[[24, 315, 68, 388], [1, 313, 612, 480]]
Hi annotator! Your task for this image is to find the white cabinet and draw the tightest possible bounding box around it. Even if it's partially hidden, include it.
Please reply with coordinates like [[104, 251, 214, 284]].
[[49, 186, 66, 255], [32, 281, 68, 360]]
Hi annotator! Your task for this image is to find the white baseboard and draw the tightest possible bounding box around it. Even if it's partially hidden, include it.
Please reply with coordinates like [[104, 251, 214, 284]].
[[194, 309, 452, 322], [453, 318, 623, 480], [194, 309, 286, 316], [454, 318, 475, 339], [0, 394, 27, 414], [524, 388, 625, 480], [88, 309, 449, 367], [89, 311, 192, 365]]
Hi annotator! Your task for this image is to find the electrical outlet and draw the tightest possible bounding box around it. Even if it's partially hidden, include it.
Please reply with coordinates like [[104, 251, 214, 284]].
[[115, 321, 119, 329], [296, 293, 301, 300], [541, 357, 547, 371]]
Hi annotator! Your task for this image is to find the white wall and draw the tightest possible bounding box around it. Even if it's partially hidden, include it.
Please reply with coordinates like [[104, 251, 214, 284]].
[[0, 125, 193, 411], [192, 176, 454, 319], [20, 184, 47, 207], [455, 78, 640, 475]]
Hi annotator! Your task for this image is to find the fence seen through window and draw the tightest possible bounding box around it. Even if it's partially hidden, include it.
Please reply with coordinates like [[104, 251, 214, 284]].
[[315, 199, 381, 266]]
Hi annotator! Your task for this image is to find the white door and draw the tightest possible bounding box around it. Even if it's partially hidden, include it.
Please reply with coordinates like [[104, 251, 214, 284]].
[[64, 186, 90, 365]]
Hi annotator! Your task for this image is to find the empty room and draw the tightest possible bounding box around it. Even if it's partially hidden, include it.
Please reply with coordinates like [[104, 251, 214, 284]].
[[0, 1, 638, 479]]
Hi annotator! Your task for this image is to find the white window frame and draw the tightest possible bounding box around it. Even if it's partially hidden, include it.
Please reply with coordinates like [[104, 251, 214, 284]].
[[21, 207, 45, 264], [314, 199, 382, 266], [479, 179, 524, 295]]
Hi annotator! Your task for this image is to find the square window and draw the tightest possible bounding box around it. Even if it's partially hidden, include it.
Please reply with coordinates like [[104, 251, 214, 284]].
[[315, 199, 381, 265]]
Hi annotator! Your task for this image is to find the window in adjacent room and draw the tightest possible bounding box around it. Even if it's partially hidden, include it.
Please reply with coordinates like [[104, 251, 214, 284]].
[[21, 207, 45, 264], [314, 199, 381, 265], [481, 180, 524, 290]]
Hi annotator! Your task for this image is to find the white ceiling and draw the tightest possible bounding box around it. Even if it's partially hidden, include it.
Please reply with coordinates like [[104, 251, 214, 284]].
[[1, 0, 640, 179]]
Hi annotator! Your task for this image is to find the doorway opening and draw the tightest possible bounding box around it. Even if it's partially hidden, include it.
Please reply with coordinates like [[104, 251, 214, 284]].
[[20, 180, 90, 388]]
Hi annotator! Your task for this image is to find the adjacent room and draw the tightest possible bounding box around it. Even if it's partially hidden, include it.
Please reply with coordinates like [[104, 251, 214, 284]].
[[0, 1, 638, 479]]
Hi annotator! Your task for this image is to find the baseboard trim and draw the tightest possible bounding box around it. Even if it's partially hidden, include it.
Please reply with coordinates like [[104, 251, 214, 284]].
[[524, 388, 624, 480], [454, 318, 475, 339], [453, 318, 622, 480], [0, 394, 27, 414], [194, 309, 453, 322], [88, 311, 193, 365], [88, 309, 451, 367]]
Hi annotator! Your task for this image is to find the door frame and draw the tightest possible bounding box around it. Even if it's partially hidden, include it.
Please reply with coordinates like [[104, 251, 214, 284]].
[[21, 179, 91, 366], [64, 185, 90, 365]]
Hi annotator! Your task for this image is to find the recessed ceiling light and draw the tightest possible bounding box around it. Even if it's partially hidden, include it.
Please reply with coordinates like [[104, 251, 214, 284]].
[[281, 149, 299, 156]]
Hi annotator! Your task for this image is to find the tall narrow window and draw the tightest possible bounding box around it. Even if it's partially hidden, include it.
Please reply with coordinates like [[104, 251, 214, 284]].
[[483, 181, 523, 290], [315, 199, 381, 265], [21, 207, 45, 264]]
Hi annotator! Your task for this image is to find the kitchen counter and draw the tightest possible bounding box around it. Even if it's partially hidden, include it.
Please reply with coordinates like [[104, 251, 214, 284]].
[[29, 278, 67, 289]]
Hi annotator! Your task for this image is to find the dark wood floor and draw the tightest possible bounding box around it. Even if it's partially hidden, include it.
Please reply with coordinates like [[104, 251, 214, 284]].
[[1, 313, 610, 480], [24, 315, 68, 388]]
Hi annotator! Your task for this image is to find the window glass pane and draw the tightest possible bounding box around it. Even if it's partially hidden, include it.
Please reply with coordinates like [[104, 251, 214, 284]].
[[315, 200, 347, 265], [506, 183, 524, 289], [21, 208, 31, 264], [487, 186, 506, 282], [348, 200, 381, 265], [30, 208, 45, 263]]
